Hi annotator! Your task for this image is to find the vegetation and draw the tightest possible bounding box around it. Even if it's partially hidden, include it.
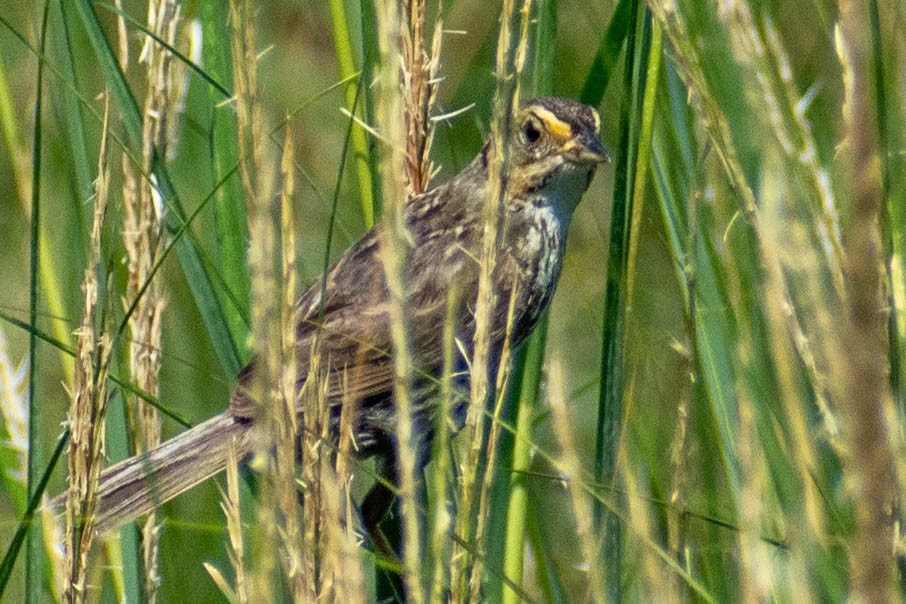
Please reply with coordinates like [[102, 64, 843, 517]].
[[1, 0, 904, 601]]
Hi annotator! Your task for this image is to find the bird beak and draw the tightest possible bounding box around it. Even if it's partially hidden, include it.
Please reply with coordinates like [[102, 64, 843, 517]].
[[580, 134, 612, 164], [565, 131, 611, 164]]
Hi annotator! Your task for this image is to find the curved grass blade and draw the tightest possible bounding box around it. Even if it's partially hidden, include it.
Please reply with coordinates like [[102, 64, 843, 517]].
[[0, 428, 68, 598], [579, 0, 633, 107], [318, 78, 365, 321], [0, 311, 192, 428], [74, 0, 244, 376]]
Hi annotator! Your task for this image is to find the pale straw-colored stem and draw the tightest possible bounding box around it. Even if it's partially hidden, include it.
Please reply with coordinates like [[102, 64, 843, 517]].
[[374, 0, 424, 599], [62, 97, 113, 604]]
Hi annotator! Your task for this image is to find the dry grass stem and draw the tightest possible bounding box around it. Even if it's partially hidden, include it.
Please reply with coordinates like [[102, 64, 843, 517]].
[[455, 0, 530, 598], [277, 118, 305, 599], [326, 473, 367, 602], [62, 98, 113, 604], [469, 5, 533, 593], [300, 348, 327, 599], [429, 287, 462, 601], [230, 0, 267, 212], [471, 287, 518, 586], [320, 454, 363, 601], [401, 0, 443, 196], [332, 375, 366, 601], [218, 443, 249, 603], [229, 0, 280, 597], [374, 0, 424, 599], [118, 1, 185, 597], [548, 360, 606, 600], [736, 384, 775, 601], [837, 2, 896, 600]]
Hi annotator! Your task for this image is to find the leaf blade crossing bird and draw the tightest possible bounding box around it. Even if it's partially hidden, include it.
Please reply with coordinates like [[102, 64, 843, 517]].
[[61, 97, 611, 537]]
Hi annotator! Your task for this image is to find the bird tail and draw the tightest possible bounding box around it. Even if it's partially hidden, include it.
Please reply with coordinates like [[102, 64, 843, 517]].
[[57, 412, 254, 534]]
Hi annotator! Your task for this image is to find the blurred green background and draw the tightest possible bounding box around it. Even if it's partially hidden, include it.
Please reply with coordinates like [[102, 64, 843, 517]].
[[2, 0, 905, 601]]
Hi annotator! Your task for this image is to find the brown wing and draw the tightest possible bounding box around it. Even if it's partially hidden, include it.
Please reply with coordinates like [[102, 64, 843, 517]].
[[230, 193, 478, 419], [230, 227, 393, 418]]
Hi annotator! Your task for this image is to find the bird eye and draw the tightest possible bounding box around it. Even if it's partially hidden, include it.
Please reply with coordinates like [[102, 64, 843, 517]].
[[522, 118, 542, 144]]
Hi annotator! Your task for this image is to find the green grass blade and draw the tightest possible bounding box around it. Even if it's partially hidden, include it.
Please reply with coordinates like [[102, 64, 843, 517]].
[[74, 0, 244, 376], [0, 428, 68, 598], [54, 0, 93, 225], [0, 311, 193, 428], [529, 0, 556, 96], [330, 0, 376, 225], [594, 2, 646, 599], [502, 324, 546, 604], [151, 136, 245, 377], [0, 46, 19, 158], [358, 0, 382, 217], [624, 18, 661, 306], [500, 3, 557, 599], [0, 9, 86, 389], [579, 0, 633, 106], [871, 0, 906, 414], [26, 3, 51, 600], [200, 0, 250, 358]]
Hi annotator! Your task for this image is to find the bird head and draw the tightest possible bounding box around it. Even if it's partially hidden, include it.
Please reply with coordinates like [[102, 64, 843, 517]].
[[506, 97, 610, 219], [511, 97, 611, 167]]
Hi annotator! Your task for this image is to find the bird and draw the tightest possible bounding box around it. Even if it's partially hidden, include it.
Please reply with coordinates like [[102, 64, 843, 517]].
[[74, 96, 610, 539]]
